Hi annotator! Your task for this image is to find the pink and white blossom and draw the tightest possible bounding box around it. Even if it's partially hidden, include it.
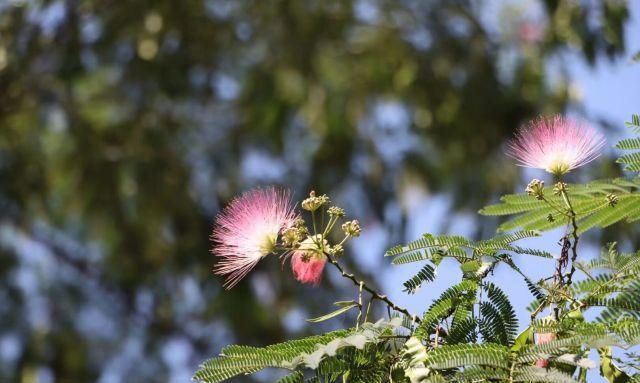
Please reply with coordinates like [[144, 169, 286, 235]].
[[291, 252, 327, 285], [211, 187, 297, 289], [291, 235, 327, 285], [534, 332, 557, 368], [507, 115, 605, 176]]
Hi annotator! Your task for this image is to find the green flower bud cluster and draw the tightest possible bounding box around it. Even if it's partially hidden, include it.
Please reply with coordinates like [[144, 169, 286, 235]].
[[342, 220, 361, 237], [301, 190, 330, 212], [553, 182, 568, 196], [606, 193, 618, 207], [525, 179, 545, 200], [282, 220, 309, 247], [327, 206, 345, 217], [285, 191, 362, 260]]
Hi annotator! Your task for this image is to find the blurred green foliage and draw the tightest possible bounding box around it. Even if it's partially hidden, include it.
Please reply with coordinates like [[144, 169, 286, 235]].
[[0, 0, 630, 381]]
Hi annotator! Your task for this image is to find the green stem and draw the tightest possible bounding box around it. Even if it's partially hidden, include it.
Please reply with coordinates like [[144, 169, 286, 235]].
[[541, 196, 570, 217], [364, 298, 373, 323], [530, 301, 547, 321], [560, 189, 580, 286], [311, 210, 317, 236], [322, 216, 339, 237]]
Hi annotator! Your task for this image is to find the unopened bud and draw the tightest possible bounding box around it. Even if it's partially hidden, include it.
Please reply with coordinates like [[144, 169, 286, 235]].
[[327, 206, 345, 217], [281, 226, 307, 247], [328, 244, 344, 256], [553, 182, 567, 196], [526, 179, 545, 200], [342, 220, 361, 237], [301, 190, 330, 212]]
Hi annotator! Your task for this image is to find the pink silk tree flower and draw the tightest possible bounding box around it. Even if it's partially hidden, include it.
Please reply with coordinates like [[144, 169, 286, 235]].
[[534, 332, 557, 368], [507, 116, 606, 176], [211, 187, 297, 289], [291, 235, 327, 285], [291, 253, 327, 285]]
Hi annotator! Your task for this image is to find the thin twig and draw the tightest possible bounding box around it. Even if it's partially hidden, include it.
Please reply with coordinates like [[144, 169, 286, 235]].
[[364, 298, 373, 323], [324, 252, 421, 323], [541, 196, 570, 216], [530, 301, 546, 321]]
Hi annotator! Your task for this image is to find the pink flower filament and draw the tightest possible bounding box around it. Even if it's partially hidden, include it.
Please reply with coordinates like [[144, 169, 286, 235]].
[[507, 115, 605, 176], [211, 187, 297, 289], [291, 251, 327, 285]]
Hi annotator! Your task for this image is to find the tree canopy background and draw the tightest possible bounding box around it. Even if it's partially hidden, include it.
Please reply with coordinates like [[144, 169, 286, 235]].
[[0, 0, 635, 382]]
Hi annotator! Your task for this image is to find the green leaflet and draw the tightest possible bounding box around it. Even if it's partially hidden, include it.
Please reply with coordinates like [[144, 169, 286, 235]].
[[387, 230, 551, 309], [423, 343, 511, 369], [414, 280, 479, 339], [625, 114, 640, 135], [403, 263, 437, 294], [385, 233, 472, 259], [599, 347, 632, 383], [511, 326, 533, 353], [512, 366, 579, 383], [479, 178, 640, 233], [616, 137, 640, 150], [577, 196, 639, 234], [398, 337, 430, 383], [452, 366, 509, 381], [516, 332, 626, 364], [479, 282, 518, 345], [391, 250, 437, 265], [306, 301, 359, 323], [386, 230, 549, 265], [192, 319, 401, 383], [617, 114, 640, 172]]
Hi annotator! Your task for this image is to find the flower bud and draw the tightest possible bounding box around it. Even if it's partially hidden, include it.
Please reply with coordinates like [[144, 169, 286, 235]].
[[328, 244, 344, 256], [281, 225, 307, 247], [525, 179, 545, 200], [301, 190, 330, 212], [553, 182, 567, 196], [327, 206, 345, 217], [342, 220, 361, 237]]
